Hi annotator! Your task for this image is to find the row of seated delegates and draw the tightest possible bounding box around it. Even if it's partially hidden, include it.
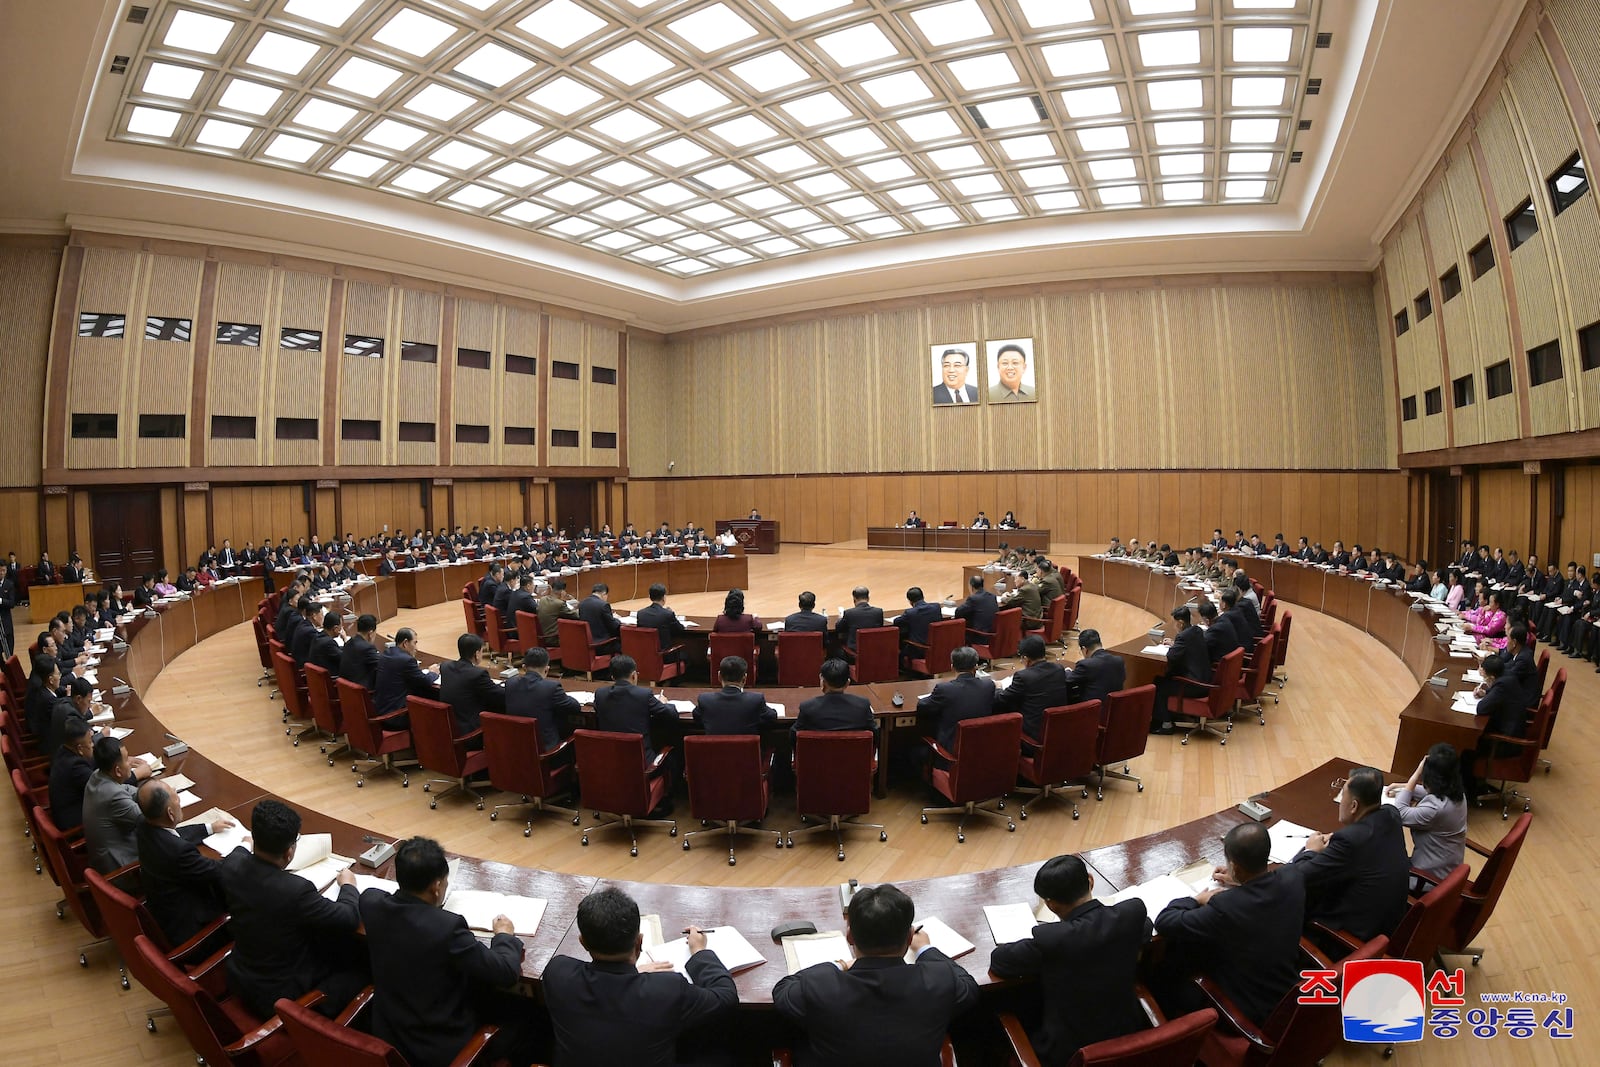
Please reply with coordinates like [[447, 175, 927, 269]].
[[899, 510, 1025, 529], [1147, 578, 1267, 735]]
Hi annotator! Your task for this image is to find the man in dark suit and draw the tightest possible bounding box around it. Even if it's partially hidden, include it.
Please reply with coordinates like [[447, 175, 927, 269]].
[[361, 837, 535, 1067], [36, 551, 56, 584], [995, 635, 1071, 739], [784, 591, 829, 634], [505, 647, 580, 751], [504, 574, 540, 639], [774, 883, 978, 1067], [578, 583, 622, 654], [955, 575, 999, 646], [308, 609, 344, 677], [135, 780, 232, 947], [635, 583, 687, 663], [932, 347, 979, 405], [1222, 587, 1263, 646], [991, 854, 1153, 1064], [593, 655, 680, 766], [836, 586, 884, 653], [338, 614, 381, 689], [544, 887, 737, 1067], [373, 628, 440, 728], [47, 718, 99, 831], [894, 586, 943, 653], [377, 549, 399, 576], [438, 634, 505, 746], [1292, 766, 1410, 941], [1152, 606, 1211, 734], [1065, 630, 1126, 706], [289, 599, 321, 666], [1462, 652, 1531, 796], [694, 657, 778, 735], [220, 800, 366, 1020], [46, 676, 95, 766], [793, 658, 878, 739], [1198, 601, 1241, 664], [1502, 625, 1539, 709], [1155, 821, 1306, 1028], [918, 646, 997, 752]]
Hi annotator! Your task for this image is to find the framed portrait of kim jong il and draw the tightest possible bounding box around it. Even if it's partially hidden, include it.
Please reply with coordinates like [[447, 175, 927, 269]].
[[930, 343, 979, 406], [985, 338, 1037, 404]]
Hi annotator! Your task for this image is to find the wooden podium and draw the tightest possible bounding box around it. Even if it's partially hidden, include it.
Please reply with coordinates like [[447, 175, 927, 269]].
[[716, 519, 780, 554]]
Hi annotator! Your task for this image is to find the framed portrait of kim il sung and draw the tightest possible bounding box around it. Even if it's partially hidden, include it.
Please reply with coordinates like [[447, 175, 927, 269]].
[[930, 342, 979, 406], [985, 337, 1037, 404]]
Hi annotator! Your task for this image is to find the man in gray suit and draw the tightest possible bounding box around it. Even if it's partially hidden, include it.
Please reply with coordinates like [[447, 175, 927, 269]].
[[82, 736, 153, 878], [932, 347, 979, 404]]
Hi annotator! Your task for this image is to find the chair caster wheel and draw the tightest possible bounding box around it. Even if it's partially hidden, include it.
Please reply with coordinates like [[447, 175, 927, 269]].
[[1072, 810, 1080, 821], [79, 953, 88, 967], [996, 800, 1005, 810], [956, 832, 965, 843], [490, 811, 498, 821], [1181, 736, 1189, 745], [476, 801, 484, 811], [1220, 738, 1226, 746], [920, 814, 928, 824], [774, 836, 784, 848], [1137, 783, 1144, 792], [423, 784, 431, 793], [683, 841, 690, 851], [728, 855, 736, 866], [121, 975, 130, 990], [147, 1019, 157, 1033], [1007, 822, 1016, 831], [430, 800, 437, 809], [327, 758, 334, 767], [402, 777, 409, 787], [1471, 955, 1481, 966], [669, 826, 678, 836], [57, 902, 66, 919], [1019, 810, 1028, 820], [292, 739, 299, 747], [356, 779, 364, 788], [573, 816, 581, 825], [879, 831, 887, 841], [1096, 791, 1104, 801], [630, 846, 638, 857], [351, 764, 358, 772], [581, 836, 589, 846], [837, 852, 845, 862]]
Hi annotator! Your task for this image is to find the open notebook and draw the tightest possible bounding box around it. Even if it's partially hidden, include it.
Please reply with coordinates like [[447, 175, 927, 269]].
[[284, 833, 355, 890], [178, 806, 249, 855], [442, 889, 547, 936], [641, 916, 765, 980]]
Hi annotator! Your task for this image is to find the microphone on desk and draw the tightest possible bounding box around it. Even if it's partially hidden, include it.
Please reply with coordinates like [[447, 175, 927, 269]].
[[110, 675, 134, 698], [1427, 669, 1449, 688]]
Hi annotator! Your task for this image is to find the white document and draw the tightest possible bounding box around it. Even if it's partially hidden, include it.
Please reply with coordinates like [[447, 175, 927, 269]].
[[88, 706, 115, 724], [783, 931, 853, 974], [1104, 874, 1196, 916], [983, 902, 1058, 945], [130, 751, 164, 773], [1139, 645, 1169, 656], [442, 888, 547, 935], [176, 790, 201, 808], [769, 702, 787, 719], [1267, 819, 1319, 864], [644, 924, 766, 977], [1464, 669, 1486, 684], [906, 916, 975, 963], [284, 834, 355, 890], [570, 689, 596, 706], [107, 727, 134, 740], [669, 699, 696, 713], [161, 773, 195, 791], [766, 621, 785, 631]]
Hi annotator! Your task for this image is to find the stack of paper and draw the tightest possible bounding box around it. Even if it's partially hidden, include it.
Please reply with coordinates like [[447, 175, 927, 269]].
[[130, 752, 164, 773], [1464, 669, 1486, 684], [1140, 645, 1169, 656], [983, 901, 1059, 945], [642, 921, 766, 978], [781, 931, 852, 974], [668, 699, 696, 714], [442, 888, 547, 935], [1103, 874, 1196, 916], [161, 773, 195, 792], [1266, 819, 1318, 864], [176, 789, 202, 808], [768, 703, 787, 719], [1451, 692, 1481, 716], [906, 916, 974, 963], [570, 690, 596, 706], [284, 834, 355, 890]]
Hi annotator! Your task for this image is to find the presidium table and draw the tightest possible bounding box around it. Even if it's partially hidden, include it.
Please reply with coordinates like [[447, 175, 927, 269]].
[[867, 527, 1050, 552]]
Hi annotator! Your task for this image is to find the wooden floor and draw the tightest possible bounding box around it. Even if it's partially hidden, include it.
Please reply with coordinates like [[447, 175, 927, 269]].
[[5, 545, 1598, 1063]]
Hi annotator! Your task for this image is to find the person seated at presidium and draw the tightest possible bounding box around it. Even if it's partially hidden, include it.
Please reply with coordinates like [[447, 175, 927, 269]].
[[774, 883, 979, 1067], [903, 510, 927, 528], [990, 855, 1153, 1066]]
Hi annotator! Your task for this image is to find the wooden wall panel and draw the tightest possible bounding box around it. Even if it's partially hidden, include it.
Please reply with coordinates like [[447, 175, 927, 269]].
[[0, 245, 60, 487], [182, 490, 208, 566], [1557, 464, 1600, 569], [548, 315, 584, 467], [0, 489, 43, 565], [1476, 467, 1533, 557]]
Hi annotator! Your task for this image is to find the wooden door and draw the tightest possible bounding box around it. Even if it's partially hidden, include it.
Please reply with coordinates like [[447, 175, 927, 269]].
[[554, 479, 594, 533], [90, 491, 162, 587], [1428, 471, 1459, 569]]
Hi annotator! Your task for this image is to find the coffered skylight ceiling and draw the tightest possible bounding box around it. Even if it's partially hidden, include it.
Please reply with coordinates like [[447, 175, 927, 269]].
[[106, 0, 1324, 278]]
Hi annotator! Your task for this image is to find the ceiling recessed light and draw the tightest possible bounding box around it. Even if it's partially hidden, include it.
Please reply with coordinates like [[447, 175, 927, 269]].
[[630, 246, 676, 263], [373, 8, 456, 57], [655, 79, 731, 118], [926, 145, 985, 171], [1227, 152, 1274, 173], [593, 199, 645, 221], [1129, 0, 1196, 13], [947, 53, 1020, 92], [708, 115, 778, 147], [390, 167, 449, 192], [1075, 126, 1129, 151], [1233, 27, 1293, 63], [860, 158, 916, 183], [500, 200, 551, 224], [405, 84, 476, 121], [195, 119, 252, 149], [547, 216, 599, 237], [327, 150, 387, 177], [730, 50, 810, 93], [1225, 179, 1268, 198], [1138, 29, 1201, 67], [1017, 165, 1070, 188], [685, 203, 734, 223], [794, 173, 850, 196], [824, 127, 888, 156], [772, 208, 822, 228], [283, 0, 361, 28], [488, 162, 548, 187], [591, 108, 661, 142], [429, 140, 492, 170], [887, 184, 938, 206], [1152, 120, 1205, 145], [536, 135, 602, 165], [694, 163, 755, 190], [814, 23, 897, 68], [295, 98, 358, 132], [896, 111, 962, 142], [1088, 158, 1137, 181], [363, 118, 428, 150], [972, 96, 1043, 129], [218, 79, 283, 116], [675, 233, 719, 250], [1158, 153, 1205, 175], [646, 137, 711, 167], [474, 110, 541, 144], [1060, 86, 1122, 118], [527, 75, 602, 115], [1098, 185, 1143, 205], [861, 70, 932, 108], [1229, 118, 1280, 143], [953, 173, 1003, 195], [736, 188, 792, 210], [1034, 191, 1080, 209], [1147, 79, 1203, 111], [662, 258, 711, 274], [1233, 0, 1298, 7], [328, 57, 403, 99], [1161, 181, 1205, 201], [453, 42, 536, 87], [973, 198, 1019, 218], [639, 182, 695, 206], [544, 180, 602, 205], [142, 62, 204, 99], [857, 217, 905, 235], [800, 227, 851, 245], [780, 91, 852, 127], [263, 133, 321, 161], [709, 248, 755, 265], [910, 0, 993, 46], [592, 40, 675, 86], [1016, 0, 1095, 27], [912, 206, 961, 226], [592, 160, 652, 186], [245, 32, 319, 75], [589, 231, 639, 250], [517, 0, 608, 51], [754, 236, 801, 254], [754, 144, 820, 173], [164, 10, 234, 54], [1040, 39, 1109, 78], [998, 135, 1056, 160], [635, 218, 682, 236], [668, 3, 758, 52], [1231, 77, 1287, 107], [769, 0, 852, 17]]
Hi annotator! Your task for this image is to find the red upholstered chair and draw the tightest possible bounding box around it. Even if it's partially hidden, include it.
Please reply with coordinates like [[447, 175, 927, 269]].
[[621, 625, 686, 686], [1195, 935, 1387, 1067], [251, 615, 276, 690], [3, 654, 28, 702], [335, 679, 414, 787], [1536, 666, 1566, 774], [1015, 701, 1101, 820], [1170, 647, 1244, 747], [1318, 865, 1467, 976], [557, 617, 613, 680], [9, 765, 47, 875], [1062, 581, 1083, 634], [1095, 686, 1152, 800], [132, 935, 303, 1067], [408, 695, 489, 810], [1481, 688, 1552, 818], [302, 663, 350, 765], [515, 609, 563, 669], [274, 987, 502, 1067], [708, 631, 757, 678], [1259, 593, 1278, 632], [1535, 647, 1550, 698], [3, 712, 47, 780], [86, 866, 227, 1030], [482, 605, 522, 663], [1269, 611, 1293, 690], [271, 647, 315, 743], [1027, 594, 1066, 647], [33, 804, 114, 968], [846, 626, 900, 684], [775, 630, 825, 688], [1432, 812, 1531, 966], [478, 711, 578, 836], [1000, 1003, 1217, 1067], [906, 618, 965, 678], [461, 593, 485, 642], [971, 607, 1023, 665], [1232, 633, 1275, 726], [574, 729, 677, 856], [682, 735, 783, 865], [920, 712, 1024, 842], [790, 730, 884, 861]]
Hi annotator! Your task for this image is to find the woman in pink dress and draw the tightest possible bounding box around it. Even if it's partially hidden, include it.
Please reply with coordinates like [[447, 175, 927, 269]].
[[711, 588, 760, 634], [1470, 591, 1509, 646], [1444, 569, 1467, 612]]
